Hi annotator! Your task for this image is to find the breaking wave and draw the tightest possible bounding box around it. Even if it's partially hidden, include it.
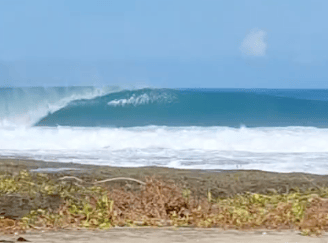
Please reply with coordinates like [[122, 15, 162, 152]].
[[33, 88, 328, 128], [2, 87, 328, 174]]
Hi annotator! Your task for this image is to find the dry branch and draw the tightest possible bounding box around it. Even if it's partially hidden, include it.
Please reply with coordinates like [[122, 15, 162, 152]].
[[57, 176, 146, 185]]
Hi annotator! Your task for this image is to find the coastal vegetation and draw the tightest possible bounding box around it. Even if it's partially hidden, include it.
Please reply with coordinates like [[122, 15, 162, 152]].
[[1, 170, 328, 236]]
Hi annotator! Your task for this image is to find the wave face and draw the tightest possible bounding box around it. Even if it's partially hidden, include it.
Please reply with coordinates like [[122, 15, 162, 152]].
[[2, 87, 328, 174], [34, 88, 328, 127]]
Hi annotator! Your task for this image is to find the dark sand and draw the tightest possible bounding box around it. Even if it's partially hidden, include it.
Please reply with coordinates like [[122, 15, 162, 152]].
[[1, 157, 328, 198]]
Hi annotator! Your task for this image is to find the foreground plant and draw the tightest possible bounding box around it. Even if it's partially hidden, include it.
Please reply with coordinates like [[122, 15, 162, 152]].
[[1, 171, 328, 235]]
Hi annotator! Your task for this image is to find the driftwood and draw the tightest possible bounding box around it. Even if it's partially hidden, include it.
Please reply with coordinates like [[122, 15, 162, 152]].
[[58, 176, 146, 186]]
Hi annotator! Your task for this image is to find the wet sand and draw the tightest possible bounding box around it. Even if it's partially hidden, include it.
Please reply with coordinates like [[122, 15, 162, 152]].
[[1, 228, 328, 243]]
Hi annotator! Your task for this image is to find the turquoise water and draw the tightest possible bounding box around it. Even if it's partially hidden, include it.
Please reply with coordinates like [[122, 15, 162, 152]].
[[34, 88, 328, 127]]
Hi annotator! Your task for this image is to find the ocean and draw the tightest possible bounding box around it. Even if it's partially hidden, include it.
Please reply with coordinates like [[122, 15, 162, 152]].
[[1, 87, 328, 174]]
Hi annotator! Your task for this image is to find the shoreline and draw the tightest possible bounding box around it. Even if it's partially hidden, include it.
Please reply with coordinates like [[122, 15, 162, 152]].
[[1, 157, 328, 197]]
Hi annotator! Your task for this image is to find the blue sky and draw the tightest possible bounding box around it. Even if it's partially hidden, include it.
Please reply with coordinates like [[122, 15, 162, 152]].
[[0, 0, 327, 88]]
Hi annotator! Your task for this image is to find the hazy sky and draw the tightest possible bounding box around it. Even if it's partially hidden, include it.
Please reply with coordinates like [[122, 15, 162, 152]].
[[0, 0, 327, 88]]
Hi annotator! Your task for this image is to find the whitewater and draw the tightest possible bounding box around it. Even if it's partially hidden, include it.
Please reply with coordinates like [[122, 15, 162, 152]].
[[1, 87, 328, 174]]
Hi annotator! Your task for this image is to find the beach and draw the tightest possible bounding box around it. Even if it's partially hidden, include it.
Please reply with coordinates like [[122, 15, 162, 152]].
[[1, 228, 328, 242], [1, 0, 328, 240], [2, 157, 328, 241]]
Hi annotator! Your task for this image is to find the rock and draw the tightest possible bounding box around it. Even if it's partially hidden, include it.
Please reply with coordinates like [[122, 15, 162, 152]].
[[16, 237, 30, 242]]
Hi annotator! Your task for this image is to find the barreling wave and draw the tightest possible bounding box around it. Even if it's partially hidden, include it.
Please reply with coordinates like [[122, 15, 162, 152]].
[[0, 86, 121, 127], [2, 87, 328, 128], [33, 88, 328, 128]]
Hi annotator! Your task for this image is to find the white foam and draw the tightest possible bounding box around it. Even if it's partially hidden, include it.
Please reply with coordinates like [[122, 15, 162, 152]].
[[1, 126, 328, 174], [107, 92, 175, 107]]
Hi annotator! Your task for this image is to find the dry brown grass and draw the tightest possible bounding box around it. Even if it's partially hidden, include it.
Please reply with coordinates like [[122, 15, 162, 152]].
[[2, 171, 328, 236], [299, 197, 328, 235]]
